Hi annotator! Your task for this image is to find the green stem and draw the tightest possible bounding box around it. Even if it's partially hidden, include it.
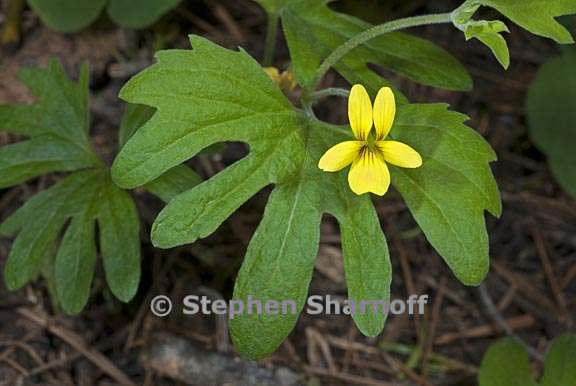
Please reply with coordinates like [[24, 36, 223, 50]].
[[263, 13, 279, 66], [311, 13, 453, 91], [311, 87, 350, 102]]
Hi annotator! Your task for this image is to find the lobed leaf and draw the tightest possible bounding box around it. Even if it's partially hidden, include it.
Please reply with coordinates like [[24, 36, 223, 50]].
[[113, 35, 498, 358], [390, 104, 501, 286], [118, 103, 202, 202], [256, 0, 472, 95], [1, 171, 100, 290], [0, 60, 143, 313], [462, 20, 510, 69], [1, 169, 141, 311], [462, 0, 576, 44], [145, 165, 202, 203], [0, 60, 99, 187]]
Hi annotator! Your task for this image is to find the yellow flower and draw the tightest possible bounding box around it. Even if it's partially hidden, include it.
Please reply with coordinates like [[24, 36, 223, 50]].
[[318, 84, 422, 196]]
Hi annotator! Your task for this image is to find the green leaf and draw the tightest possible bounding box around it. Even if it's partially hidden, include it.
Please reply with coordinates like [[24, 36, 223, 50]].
[[2, 171, 99, 290], [112, 35, 497, 358], [27, 0, 106, 32], [97, 180, 141, 302], [27, 0, 180, 32], [468, 0, 576, 44], [463, 20, 510, 69], [1, 169, 141, 312], [526, 49, 576, 198], [478, 338, 539, 386], [541, 335, 576, 386], [107, 0, 180, 29], [230, 183, 322, 359], [258, 0, 472, 95], [118, 103, 156, 149], [144, 165, 202, 202], [390, 104, 501, 285], [0, 60, 142, 313], [479, 335, 576, 386], [337, 192, 391, 336], [0, 136, 95, 188], [55, 213, 97, 315], [0, 60, 99, 187], [118, 103, 202, 202], [112, 35, 392, 357]]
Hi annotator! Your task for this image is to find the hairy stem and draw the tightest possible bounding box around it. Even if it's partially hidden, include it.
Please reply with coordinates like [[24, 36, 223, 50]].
[[263, 13, 279, 66], [311, 87, 350, 102], [311, 13, 453, 91]]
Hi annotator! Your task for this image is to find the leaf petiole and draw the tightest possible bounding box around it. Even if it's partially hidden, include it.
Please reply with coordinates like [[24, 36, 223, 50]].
[[311, 87, 350, 102], [310, 13, 453, 91]]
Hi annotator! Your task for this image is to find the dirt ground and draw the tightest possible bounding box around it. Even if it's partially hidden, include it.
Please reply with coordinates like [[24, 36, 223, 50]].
[[0, 0, 575, 385]]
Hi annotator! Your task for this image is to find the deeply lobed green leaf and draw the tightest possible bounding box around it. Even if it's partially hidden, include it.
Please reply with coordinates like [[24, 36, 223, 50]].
[[256, 0, 472, 96], [458, 0, 576, 44], [391, 104, 501, 285], [0, 60, 143, 314], [0, 60, 99, 188], [118, 102, 204, 202], [113, 35, 499, 358], [0, 169, 141, 313], [462, 20, 510, 69]]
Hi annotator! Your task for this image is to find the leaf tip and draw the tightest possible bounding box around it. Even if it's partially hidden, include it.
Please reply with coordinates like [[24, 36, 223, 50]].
[[150, 220, 181, 249], [498, 55, 511, 70], [3, 263, 27, 292], [456, 268, 488, 287]]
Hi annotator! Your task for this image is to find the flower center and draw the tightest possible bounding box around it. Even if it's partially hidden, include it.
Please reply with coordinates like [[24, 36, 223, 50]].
[[365, 131, 378, 152]]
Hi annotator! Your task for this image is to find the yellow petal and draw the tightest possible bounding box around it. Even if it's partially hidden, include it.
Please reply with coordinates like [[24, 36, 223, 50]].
[[318, 141, 364, 172], [377, 140, 422, 168], [348, 84, 373, 141], [348, 150, 390, 196], [373, 87, 396, 140]]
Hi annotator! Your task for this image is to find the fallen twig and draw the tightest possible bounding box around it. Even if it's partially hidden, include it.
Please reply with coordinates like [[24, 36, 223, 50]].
[[16, 308, 137, 386]]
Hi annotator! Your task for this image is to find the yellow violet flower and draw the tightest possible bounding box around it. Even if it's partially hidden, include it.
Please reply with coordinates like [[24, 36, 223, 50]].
[[318, 84, 422, 196]]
